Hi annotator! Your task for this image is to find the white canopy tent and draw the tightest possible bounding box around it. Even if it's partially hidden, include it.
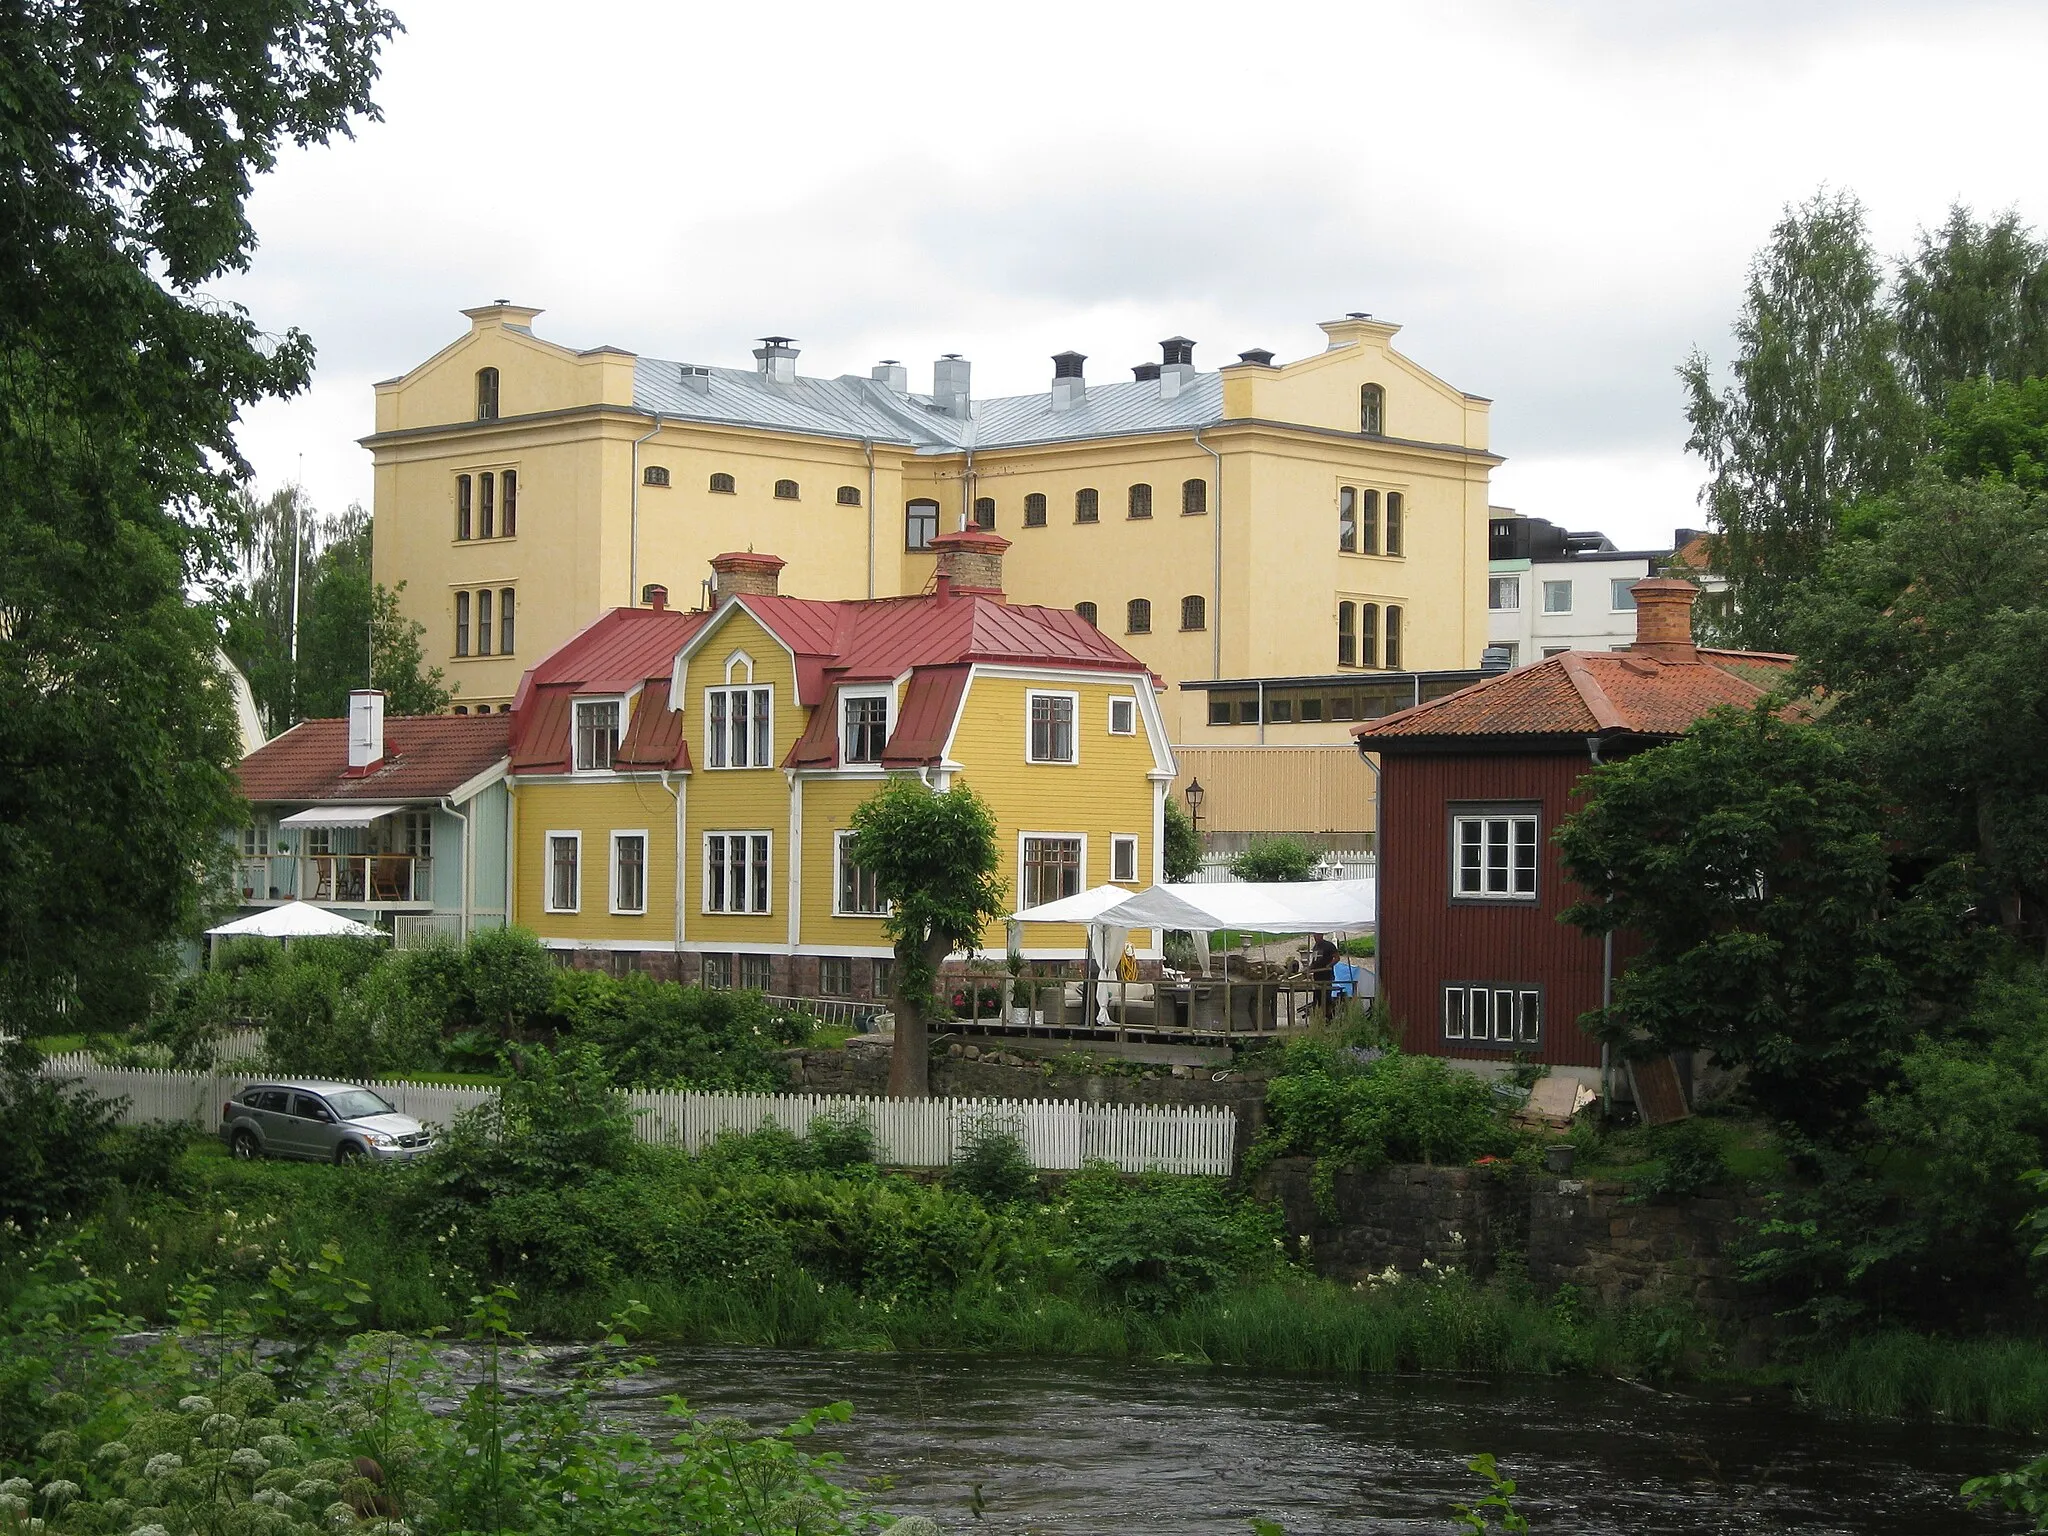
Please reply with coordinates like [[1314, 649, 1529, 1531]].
[[206, 901, 386, 941]]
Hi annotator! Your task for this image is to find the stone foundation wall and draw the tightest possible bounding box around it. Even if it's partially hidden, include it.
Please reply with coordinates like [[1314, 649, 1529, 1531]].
[[1254, 1159, 1758, 1315]]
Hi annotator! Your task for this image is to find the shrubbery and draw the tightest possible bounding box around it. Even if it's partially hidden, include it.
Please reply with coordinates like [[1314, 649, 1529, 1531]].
[[1255, 1040, 1513, 1173]]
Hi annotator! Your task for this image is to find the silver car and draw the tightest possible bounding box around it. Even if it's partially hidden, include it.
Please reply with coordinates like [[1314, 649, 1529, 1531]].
[[219, 1080, 435, 1163]]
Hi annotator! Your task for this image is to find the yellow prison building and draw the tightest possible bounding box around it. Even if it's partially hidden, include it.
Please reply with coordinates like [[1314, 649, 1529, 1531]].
[[502, 536, 1173, 995], [366, 303, 1500, 750]]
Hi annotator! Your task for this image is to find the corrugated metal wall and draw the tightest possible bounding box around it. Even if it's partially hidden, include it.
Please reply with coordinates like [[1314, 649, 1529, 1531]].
[[1378, 751, 1608, 1069], [1171, 746, 1376, 836]]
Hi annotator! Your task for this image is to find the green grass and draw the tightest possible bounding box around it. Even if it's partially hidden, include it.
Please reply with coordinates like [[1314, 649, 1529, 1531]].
[[26, 1033, 91, 1055], [1799, 1332, 2048, 1433]]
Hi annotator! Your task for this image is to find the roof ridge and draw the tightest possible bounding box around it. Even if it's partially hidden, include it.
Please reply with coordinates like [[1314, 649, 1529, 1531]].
[[1557, 652, 1628, 732]]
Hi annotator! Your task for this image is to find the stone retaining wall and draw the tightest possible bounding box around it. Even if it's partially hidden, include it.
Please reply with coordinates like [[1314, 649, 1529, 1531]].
[[1254, 1158, 1759, 1315]]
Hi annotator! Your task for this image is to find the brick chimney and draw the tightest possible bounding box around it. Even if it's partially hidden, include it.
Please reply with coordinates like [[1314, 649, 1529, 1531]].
[[710, 551, 785, 602], [1629, 577, 1700, 661], [930, 528, 1009, 598]]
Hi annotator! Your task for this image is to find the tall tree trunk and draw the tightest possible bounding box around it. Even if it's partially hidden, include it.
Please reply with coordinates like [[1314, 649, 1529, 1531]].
[[1979, 791, 2024, 934], [886, 934, 953, 1098]]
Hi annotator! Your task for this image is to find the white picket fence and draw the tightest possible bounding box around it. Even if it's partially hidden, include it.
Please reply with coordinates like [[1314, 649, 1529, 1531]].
[[36, 1060, 1237, 1175]]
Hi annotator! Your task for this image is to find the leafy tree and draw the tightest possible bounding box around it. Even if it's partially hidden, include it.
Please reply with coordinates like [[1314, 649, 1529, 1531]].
[[1930, 376, 2048, 492], [1162, 795, 1203, 882], [1787, 475, 2048, 933], [1556, 705, 1979, 1132], [1230, 835, 1319, 883], [466, 925, 559, 1038], [845, 777, 1007, 1097], [0, 0, 399, 1030], [1680, 189, 1920, 648], [1893, 204, 2048, 409]]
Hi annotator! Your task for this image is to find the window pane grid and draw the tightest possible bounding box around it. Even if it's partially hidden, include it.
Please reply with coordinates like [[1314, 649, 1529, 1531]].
[[1441, 983, 1542, 1046], [1022, 837, 1082, 908], [1453, 813, 1538, 899], [1029, 694, 1075, 762]]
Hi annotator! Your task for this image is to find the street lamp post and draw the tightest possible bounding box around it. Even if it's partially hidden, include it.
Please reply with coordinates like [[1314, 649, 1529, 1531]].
[[1184, 777, 1204, 834]]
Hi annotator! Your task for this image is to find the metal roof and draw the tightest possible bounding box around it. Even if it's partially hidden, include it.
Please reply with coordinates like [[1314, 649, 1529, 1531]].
[[632, 360, 1228, 451]]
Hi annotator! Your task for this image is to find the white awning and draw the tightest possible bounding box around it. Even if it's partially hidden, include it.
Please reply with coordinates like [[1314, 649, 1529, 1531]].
[[206, 901, 386, 939], [1009, 883, 1146, 924], [277, 805, 402, 830]]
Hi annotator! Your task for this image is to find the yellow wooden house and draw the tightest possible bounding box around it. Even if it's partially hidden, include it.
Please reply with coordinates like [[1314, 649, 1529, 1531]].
[[503, 532, 1173, 1001]]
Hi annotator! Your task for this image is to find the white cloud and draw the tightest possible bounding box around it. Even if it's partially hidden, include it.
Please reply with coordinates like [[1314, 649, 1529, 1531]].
[[218, 0, 2048, 546]]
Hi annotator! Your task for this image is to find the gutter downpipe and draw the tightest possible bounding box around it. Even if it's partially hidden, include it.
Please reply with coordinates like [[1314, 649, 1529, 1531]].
[[1358, 746, 1382, 1008], [629, 415, 664, 607], [1193, 427, 1223, 679], [862, 440, 876, 599], [661, 770, 683, 962], [963, 446, 976, 533], [440, 795, 471, 944], [1587, 734, 1613, 1110]]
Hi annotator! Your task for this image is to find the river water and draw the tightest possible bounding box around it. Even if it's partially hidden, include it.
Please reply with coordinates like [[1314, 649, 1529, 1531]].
[[594, 1347, 2025, 1534]]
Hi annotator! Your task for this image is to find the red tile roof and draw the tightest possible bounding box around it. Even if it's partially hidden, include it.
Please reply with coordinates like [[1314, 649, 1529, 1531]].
[[1352, 646, 1795, 746], [513, 589, 1152, 774], [238, 714, 511, 802]]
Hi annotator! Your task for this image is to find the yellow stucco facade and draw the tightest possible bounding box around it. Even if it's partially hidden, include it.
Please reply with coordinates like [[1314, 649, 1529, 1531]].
[[366, 307, 1498, 744]]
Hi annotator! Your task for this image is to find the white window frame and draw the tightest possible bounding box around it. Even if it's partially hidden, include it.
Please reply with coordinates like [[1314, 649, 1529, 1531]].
[[1611, 578, 1639, 612], [572, 696, 625, 773], [1442, 982, 1543, 1047], [241, 816, 270, 858], [840, 686, 892, 765], [705, 683, 775, 770], [1451, 809, 1540, 902], [833, 830, 891, 917], [1107, 695, 1136, 736], [1110, 834, 1139, 885], [1542, 580, 1574, 614], [1488, 575, 1522, 611], [702, 830, 773, 915], [544, 831, 581, 914], [610, 830, 648, 916], [1018, 831, 1087, 910], [1025, 689, 1079, 765]]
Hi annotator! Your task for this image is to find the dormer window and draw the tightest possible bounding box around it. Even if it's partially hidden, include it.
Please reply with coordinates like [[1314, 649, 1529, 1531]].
[[707, 683, 773, 768], [1360, 383, 1384, 435], [573, 698, 622, 772], [774, 479, 799, 500], [843, 692, 889, 764], [476, 367, 500, 421], [643, 465, 670, 487]]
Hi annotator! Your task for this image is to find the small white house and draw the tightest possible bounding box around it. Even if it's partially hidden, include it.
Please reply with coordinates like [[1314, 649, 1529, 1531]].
[[1484, 511, 1678, 667]]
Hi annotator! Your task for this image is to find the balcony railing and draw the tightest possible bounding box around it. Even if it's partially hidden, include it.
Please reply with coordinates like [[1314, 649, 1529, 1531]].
[[235, 854, 432, 906]]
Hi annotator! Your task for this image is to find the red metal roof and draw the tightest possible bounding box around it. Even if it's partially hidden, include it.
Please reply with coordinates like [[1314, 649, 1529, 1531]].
[[239, 714, 511, 803], [1352, 646, 1795, 746], [513, 589, 1151, 775]]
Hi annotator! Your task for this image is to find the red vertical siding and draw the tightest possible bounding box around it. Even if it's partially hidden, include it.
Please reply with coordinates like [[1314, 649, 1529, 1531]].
[[1379, 751, 1609, 1069]]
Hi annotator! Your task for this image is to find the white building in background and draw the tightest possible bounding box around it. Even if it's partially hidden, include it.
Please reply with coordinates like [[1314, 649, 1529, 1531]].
[[1483, 511, 1690, 667]]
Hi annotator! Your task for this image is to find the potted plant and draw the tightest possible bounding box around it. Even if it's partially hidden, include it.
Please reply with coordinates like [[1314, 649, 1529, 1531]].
[[1005, 949, 1034, 1025]]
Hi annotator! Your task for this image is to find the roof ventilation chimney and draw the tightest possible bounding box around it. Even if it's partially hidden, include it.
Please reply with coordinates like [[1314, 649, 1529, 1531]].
[[709, 551, 786, 603], [1628, 578, 1701, 663], [640, 583, 669, 611], [1050, 351, 1086, 411], [1131, 362, 1162, 382], [932, 354, 972, 419], [930, 528, 1010, 599], [752, 336, 799, 384], [1236, 347, 1276, 367], [1158, 336, 1196, 399], [346, 690, 386, 775], [872, 359, 908, 394], [1479, 644, 1515, 676], [678, 364, 711, 395]]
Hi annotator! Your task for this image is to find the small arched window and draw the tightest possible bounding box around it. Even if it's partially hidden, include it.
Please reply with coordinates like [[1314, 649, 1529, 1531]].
[[1075, 488, 1099, 523], [905, 498, 939, 550], [643, 465, 670, 487], [1075, 601, 1098, 627], [1024, 493, 1048, 528], [774, 479, 799, 500], [973, 496, 995, 529], [836, 485, 862, 506], [1180, 595, 1206, 631], [1360, 603, 1381, 668], [709, 472, 736, 494], [476, 367, 500, 421], [1336, 601, 1355, 668], [1386, 492, 1404, 556], [1360, 383, 1384, 435], [1182, 478, 1207, 516], [1127, 483, 1152, 519], [1126, 598, 1151, 634]]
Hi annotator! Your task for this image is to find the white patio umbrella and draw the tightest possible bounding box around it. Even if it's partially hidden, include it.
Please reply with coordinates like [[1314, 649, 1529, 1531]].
[[206, 901, 386, 940]]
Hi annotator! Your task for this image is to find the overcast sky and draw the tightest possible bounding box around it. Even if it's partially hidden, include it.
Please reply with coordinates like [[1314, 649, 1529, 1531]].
[[221, 0, 2048, 553]]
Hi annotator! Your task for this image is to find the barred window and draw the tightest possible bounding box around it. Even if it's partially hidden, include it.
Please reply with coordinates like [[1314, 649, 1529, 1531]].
[[1024, 493, 1048, 527], [709, 472, 736, 493], [1127, 483, 1152, 519], [1126, 598, 1151, 634], [1182, 478, 1207, 516], [774, 479, 799, 500], [643, 465, 670, 487], [974, 496, 995, 529], [1181, 594, 1206, 630], [702, 953, 731, 989], [1075, 601, 1097, 627], [1075, 487, 1099, 523], [837, 484, 862, 506], [740, 954, 773, 991]]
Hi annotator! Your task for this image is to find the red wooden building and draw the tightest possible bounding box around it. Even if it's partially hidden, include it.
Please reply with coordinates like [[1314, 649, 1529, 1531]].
[[1352, 580, 1792, 1084]]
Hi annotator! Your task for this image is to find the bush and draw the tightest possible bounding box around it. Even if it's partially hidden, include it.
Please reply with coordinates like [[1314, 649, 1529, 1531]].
[[552, 967, 803, 1089], [1634, 1118, 1730, 1200], [0, 1041, 125, 1230], [1230, 835, 1319, 883], [950, 1119, 1036, 1205], [1058, 1163, 1280, 1310], [465, 924, 557, 1037], [1256, 1043, 1511, 1172]]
